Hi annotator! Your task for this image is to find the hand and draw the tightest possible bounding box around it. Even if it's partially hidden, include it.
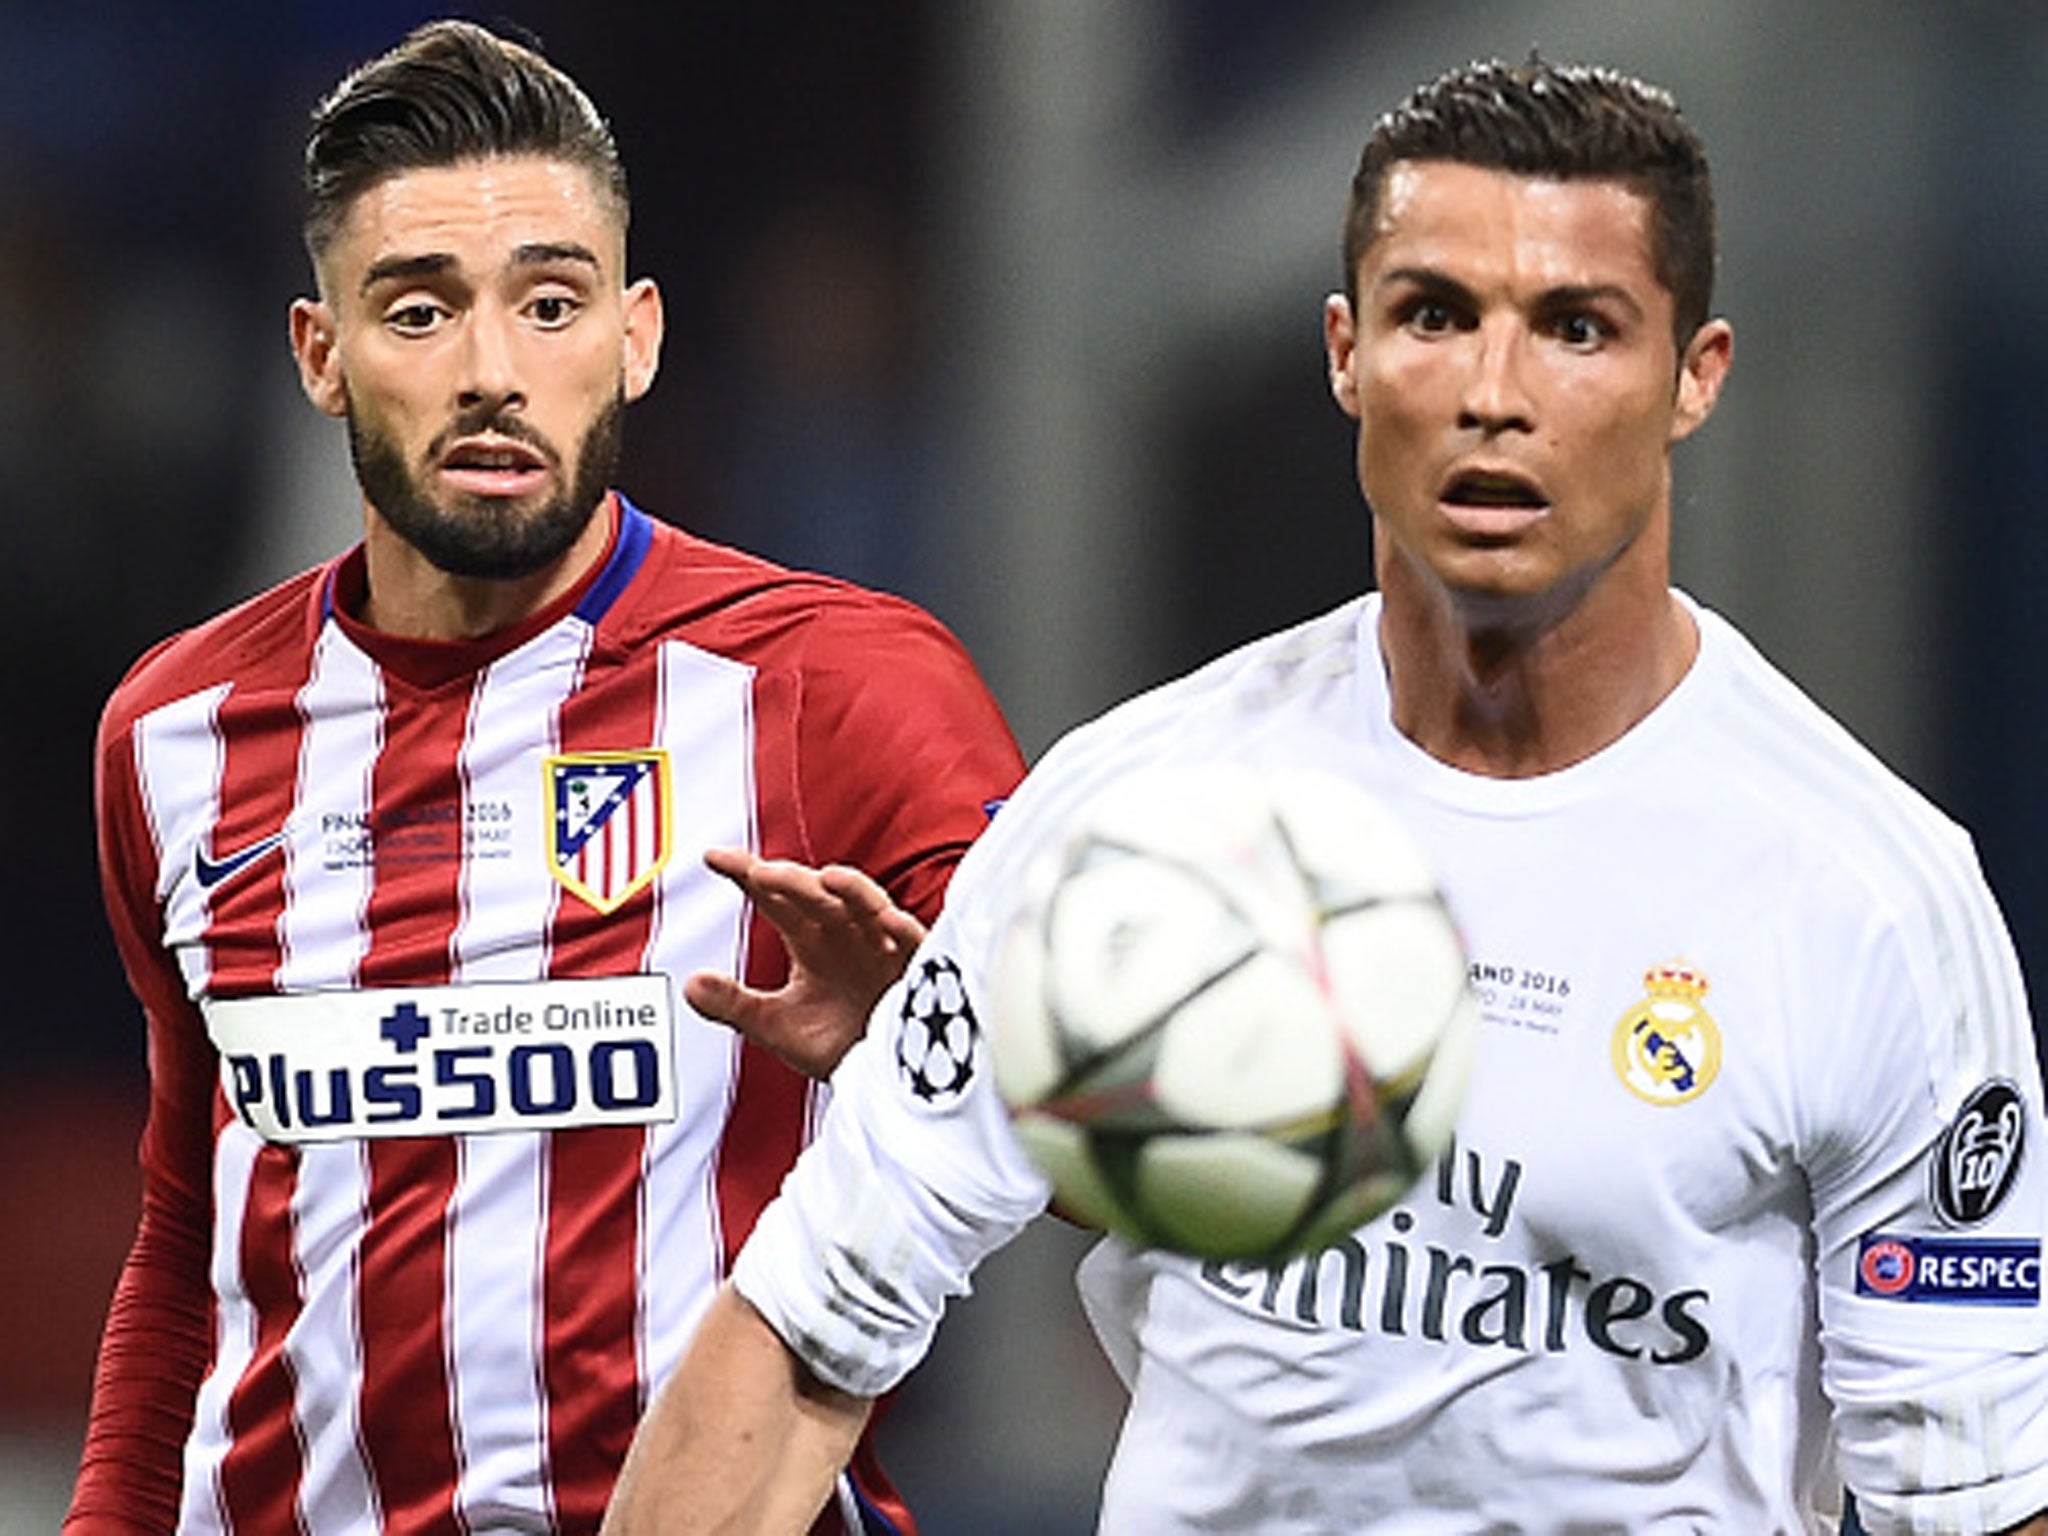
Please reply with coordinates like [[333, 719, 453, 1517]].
[[685, 848, 928, 1080]]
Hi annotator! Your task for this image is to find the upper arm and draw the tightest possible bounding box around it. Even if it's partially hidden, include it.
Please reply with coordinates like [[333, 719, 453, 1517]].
[[1805, 850, 2048, 1530], [792, 602, 1023, 923]]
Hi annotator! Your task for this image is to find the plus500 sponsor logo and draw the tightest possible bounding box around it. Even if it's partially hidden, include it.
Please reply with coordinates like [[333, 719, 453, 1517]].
[[208, 982, 677, 1143]]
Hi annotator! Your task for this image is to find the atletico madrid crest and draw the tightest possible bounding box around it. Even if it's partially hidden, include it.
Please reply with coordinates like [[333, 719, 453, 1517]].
[[546, 750, 673, 913]]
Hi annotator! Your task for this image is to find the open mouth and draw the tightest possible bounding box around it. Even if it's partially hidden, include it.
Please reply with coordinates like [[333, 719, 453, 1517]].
[[1441, 469, 1547, 512], [440, 435, 550, 494]]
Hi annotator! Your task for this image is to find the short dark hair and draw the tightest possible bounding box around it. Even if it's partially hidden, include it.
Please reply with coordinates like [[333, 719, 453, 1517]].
[[1343, 57, 1716, 347], [303, 18, 628, 263]]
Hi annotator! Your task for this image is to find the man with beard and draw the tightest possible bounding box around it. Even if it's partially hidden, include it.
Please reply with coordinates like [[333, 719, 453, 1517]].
[[66, 20, 1022, 1536]]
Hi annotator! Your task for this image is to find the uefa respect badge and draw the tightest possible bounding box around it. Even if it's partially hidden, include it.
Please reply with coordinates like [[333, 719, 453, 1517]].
[[1856, 1233, 2040, 1306]]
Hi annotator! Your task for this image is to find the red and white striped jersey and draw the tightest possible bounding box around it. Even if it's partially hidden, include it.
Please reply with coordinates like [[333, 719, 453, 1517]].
[[69, 496, 1024, 1536]]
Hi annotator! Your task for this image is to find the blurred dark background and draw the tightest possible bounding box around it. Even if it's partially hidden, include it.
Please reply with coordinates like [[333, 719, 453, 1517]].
[[4, 2, 2045, 1529]]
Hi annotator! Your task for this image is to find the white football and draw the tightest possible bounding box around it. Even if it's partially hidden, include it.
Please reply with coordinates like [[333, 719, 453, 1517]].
[[989, 761, 1477, 1260]]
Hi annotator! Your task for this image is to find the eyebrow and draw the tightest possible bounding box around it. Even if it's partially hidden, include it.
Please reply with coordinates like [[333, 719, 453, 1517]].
[[1375, 267, 1473, 304], [361, 252, 455, 293], [1533, 282, 1645, 323], [510, 240, 602, 272], [359, 241, 604, 295]]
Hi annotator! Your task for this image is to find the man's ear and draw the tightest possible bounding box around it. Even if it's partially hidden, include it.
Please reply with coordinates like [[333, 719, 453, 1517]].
[[1671, 317, 1733, 443], [622, 278, 664, 403], [1324, 293, 1362, 420], [289, 298, 348, 418]]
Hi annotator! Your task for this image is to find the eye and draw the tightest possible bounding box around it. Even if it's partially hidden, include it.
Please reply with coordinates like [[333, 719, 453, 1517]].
[[1551, 311, 1611, 349], [385, 300, 449, 335], [528, 292, 582, 328], [1405, 299, 1459, 335]]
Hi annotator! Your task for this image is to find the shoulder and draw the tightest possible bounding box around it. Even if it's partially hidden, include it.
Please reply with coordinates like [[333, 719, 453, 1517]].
[[1690, 608, 1980, 902], [100, 564, 332, 752], [1689, 609, 2029, 1088], [1038, 597, 1372, 781], [942, 599, 1371, 939], [617, 517, 976, 667], [616, 516, 1019, 810]]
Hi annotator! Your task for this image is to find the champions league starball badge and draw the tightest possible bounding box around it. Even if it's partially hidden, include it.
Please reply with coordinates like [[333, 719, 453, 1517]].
[[895, 954, 980, 1109]]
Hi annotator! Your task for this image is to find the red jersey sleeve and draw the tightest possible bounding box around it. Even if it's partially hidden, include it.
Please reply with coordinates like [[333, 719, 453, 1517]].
[[65, 694, 219, 1534], [782, 594, 1023, 922]]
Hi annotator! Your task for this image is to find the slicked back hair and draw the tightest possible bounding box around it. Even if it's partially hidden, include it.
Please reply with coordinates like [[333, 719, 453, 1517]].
[[1343, 57, 1716, 349], [303, 18, 628, 265]]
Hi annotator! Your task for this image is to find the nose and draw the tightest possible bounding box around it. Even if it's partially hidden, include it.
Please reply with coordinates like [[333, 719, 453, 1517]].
[[457, 304, 526, 414], [1457, 321, 1534, 435]]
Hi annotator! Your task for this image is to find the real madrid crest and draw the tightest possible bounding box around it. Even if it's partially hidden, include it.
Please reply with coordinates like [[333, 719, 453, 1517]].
[[1611, 961, 1722, 1106]]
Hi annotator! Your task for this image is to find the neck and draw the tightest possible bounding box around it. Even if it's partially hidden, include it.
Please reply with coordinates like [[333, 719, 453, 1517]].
[[357, 494, 617, 641], [1377, 564, 1698, 779]]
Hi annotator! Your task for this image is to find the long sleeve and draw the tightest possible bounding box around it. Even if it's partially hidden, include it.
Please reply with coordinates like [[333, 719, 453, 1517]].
[[65, 702, 219, 1533]]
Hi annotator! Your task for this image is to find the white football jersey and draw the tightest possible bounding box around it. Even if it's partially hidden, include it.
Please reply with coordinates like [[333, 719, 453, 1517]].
[[736, 593, 2048, 1534]]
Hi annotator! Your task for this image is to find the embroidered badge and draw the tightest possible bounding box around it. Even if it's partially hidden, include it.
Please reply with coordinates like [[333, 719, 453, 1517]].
[[895, 954, 980, 1109], [1610, 961, 1722, 1106], [1855, 1233, 2041, 1306], [546, 751, 673, 914], [1930, 1077, 2027, 1228]]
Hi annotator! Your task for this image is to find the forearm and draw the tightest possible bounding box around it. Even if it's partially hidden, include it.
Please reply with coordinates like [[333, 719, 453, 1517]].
[[65, 1210, 212, 1531], [604, 1284, 871, 1536]]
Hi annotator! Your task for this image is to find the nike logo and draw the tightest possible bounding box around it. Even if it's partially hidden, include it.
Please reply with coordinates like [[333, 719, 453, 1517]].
[[194, 830, 289, 890]]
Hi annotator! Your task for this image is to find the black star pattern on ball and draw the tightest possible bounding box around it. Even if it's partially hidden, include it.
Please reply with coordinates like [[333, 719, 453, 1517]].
[[895, 954, 979, 1105]]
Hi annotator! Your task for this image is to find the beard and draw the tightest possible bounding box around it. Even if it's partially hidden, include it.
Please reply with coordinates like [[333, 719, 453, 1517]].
[[347, 390, 625, 580]]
